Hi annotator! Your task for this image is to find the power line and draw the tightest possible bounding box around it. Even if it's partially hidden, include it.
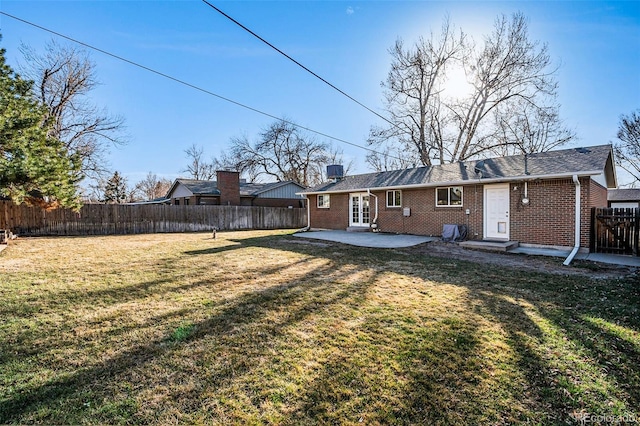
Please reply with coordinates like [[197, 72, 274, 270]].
[[0, 11, 402, 161], [201, 0, 398, 129]]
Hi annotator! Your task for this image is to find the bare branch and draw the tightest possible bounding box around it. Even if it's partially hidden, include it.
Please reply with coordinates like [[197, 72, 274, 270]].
[[19, 39, 127, 181]]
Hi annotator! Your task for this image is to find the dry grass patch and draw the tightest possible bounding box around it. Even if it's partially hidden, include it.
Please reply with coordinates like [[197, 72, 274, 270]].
[[0, 230, 639, 424]]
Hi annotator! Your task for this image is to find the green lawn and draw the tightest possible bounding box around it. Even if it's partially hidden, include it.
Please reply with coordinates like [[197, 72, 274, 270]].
[[0, 230, 638, 425]]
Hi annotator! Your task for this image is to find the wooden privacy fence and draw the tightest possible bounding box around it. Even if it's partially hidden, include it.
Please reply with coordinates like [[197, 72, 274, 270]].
[[590, 207, 639, 256], [0, 201, 307, 236]]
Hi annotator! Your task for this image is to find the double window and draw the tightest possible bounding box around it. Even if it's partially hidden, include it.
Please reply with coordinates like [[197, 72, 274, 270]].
[[386, 190, 402, 207], [317, 194, 330, 208], [436, 186, 463, 206]]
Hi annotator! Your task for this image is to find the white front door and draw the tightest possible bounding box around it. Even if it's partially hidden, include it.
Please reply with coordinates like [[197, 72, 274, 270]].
[[484, 184, 510, 240], [349, 193, 370, 227]]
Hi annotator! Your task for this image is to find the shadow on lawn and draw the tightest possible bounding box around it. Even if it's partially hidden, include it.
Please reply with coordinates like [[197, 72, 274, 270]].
[[456, 272, 640, 421], [0, 243, 376, 423], [2, 233, 639, 423]]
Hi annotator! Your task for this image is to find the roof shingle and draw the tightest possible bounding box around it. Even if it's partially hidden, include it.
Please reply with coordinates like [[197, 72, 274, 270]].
[[304, 145, 614, 193]]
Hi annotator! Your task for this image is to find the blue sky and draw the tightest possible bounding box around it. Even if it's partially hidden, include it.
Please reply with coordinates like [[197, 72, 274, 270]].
[[1, 1, 639, 186]]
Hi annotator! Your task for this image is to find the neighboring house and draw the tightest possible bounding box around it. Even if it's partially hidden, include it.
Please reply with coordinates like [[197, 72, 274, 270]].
[[125, 197, 171, 205], [301, 145, 617, 250], [608, 188, 640, 208], [166, 171, 306, 208]]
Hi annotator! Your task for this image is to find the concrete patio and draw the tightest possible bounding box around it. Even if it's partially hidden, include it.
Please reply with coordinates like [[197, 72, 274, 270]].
[[293, 230, 640, 268], [293, 230, 438, 248]]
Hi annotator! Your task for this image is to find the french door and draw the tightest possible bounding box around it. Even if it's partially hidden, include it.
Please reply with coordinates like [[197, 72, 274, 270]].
[[349, 193, 370, 227]]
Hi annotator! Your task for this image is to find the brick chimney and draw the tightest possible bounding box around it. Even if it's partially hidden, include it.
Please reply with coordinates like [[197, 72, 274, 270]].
[[217, 170, 241, 206]]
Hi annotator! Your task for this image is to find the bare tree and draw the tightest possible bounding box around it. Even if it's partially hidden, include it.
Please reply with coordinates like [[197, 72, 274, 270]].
[[182, 143, 217, 180], [373, 13, 572, 165], [224, 120, 349, 187], [135, 172, 172, 200], [451, 13, 559, 160], [365, 145, 418, 172], [19, 40, 126, 180], [370, 17, 467, 167], [490, 100, 575, 156], [613, 110, 640, 187]]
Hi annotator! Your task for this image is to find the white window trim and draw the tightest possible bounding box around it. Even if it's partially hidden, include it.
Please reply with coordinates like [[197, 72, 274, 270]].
[[317, 194, 330, 209], [436, 186, 464, 207], [386, 190, 402, 208]]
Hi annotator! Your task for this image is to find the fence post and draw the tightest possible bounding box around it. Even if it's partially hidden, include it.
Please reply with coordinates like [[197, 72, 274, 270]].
[[633, 207, 640, 256], [589, 207, 596, 253]]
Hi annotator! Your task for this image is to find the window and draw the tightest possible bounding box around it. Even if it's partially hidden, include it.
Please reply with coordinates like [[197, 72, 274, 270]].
[[436, 186, 463, 206], [317, 194, 330, 208], [386, 190, 402, 207]]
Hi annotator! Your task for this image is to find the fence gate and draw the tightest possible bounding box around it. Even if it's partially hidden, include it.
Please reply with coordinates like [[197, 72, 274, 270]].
[[590, 207, 639, 256]]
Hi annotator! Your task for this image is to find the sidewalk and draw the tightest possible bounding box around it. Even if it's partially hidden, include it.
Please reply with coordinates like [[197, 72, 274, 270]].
[[511, 246, 640, 267]]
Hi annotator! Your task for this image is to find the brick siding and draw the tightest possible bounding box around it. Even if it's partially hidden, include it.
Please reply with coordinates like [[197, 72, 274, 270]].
[[372, 186, 483, 239], [308, 177, 606, 248], [308, 194, 349, 230]]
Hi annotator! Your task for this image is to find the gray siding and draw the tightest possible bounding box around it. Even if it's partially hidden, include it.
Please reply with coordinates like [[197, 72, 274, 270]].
[[256, 183, 305, 199]]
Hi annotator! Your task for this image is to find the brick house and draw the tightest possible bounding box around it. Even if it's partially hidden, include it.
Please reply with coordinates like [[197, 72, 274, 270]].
[[167, 171, 306, 208], [300, 145, 617, 251]]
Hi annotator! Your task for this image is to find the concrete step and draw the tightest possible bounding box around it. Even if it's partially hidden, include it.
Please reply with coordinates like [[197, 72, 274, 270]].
[[346, 226, 371, 232], [459, 240, 519, 252]]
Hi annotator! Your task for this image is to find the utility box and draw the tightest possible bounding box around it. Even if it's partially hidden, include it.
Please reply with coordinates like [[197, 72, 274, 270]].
[[403, 207, 411, 217]]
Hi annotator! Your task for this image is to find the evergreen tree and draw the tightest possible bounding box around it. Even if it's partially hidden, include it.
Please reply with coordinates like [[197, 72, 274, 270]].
[[102, 171, 128, 204], [0, 40, 81, 209]]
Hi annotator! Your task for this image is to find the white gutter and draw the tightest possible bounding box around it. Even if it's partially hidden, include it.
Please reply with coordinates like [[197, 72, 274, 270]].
[[563, 175, 581, 266], [367, 189, 379, 230]]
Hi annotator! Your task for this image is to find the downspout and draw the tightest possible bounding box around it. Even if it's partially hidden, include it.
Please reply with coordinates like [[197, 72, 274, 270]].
[[367, 189, 379, 231], [563, 175, 581, 266], [301, 195, 311, 231]]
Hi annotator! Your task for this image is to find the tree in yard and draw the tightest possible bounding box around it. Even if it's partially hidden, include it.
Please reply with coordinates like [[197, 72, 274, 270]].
[[223, 119, 350, 187], [102, 171, 128, 204], [369, 12, 573, 170], [19, 39, 126, 180], [368, 17, 467, 170], [182, 143, 218, 180], [613, 110, 640, 187], [134, 172, 172, 200], [490, 100, 575, 157], [0, 42, 82, 209]]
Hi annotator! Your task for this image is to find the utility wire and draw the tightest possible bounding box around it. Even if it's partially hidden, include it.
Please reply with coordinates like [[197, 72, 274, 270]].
[[201, 0, 398, 129], [0, 11, 403, 160]]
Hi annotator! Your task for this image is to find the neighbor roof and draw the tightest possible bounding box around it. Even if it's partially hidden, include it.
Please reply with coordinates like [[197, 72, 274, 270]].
[[303, 145, 616, 194], [608, 188, 640, 201], [168, 178, 306, 198], [172, 179, 220, 196]]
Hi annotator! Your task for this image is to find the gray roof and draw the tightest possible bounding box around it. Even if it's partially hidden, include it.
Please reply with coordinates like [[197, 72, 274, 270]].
[[608, 188, 640, 201], [171, 179, 306, 197], [174, 179, 221, 196], [304, 145, 615, 193]]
